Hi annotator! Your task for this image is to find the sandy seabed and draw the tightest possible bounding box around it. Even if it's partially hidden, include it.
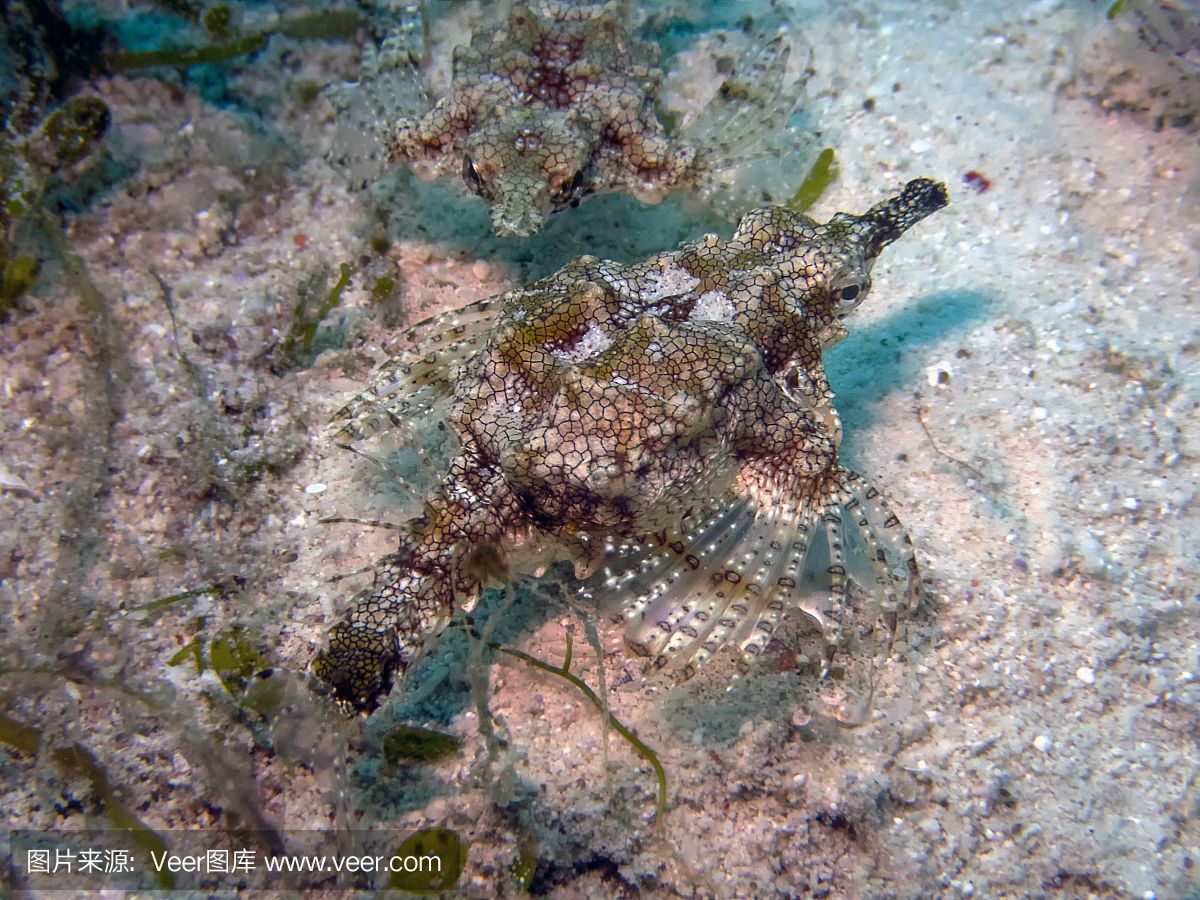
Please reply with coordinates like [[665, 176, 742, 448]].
[[1, 0, 1198, 897]]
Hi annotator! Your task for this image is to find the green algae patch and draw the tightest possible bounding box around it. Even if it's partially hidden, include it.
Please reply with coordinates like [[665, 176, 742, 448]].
[[202, 4, 234, 40], [112, 33, 267, 70], [510, 832, 538, 891], [167, 638, 204, 672], [371, 274, 398, 302], [166, 624, 265, 699], [1, 255, 40, 313], [788, 147, 838, 213], [0, 710, 173, 888], [382, 725, 462, 764], [274, 262, 355, 372], [124, 583, 223, 617], [495, 632, 669, 828], [2, 97, 110, 318], [209, 625, 265, 696], [387, 827, 467, 892], [111, 10, 361, 71], [41, 97, 112, 171]]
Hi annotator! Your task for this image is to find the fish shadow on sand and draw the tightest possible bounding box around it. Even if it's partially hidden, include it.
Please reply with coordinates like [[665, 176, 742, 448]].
[[373, 168, 755, 279], [829, 288, 994, 465]]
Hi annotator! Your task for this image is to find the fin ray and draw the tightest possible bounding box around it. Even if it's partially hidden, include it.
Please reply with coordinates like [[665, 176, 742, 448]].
[[583, 457, 918, 693], [334, 297, 500, 440], [326, 15, 430, 189], [678, 12, 817, 217], [682, 20, 810, 171]]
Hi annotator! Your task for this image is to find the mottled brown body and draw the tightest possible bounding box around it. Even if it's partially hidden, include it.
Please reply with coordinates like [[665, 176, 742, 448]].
[[313, 179, 948, 712], [332, 0, 800, 236], [396, 1, 689, 235]]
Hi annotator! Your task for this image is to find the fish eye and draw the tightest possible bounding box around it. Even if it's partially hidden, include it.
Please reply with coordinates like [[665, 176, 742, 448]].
[[462, 154, 484, 194], [831, 280, 865, 316], [555, 168, 590, 207], [549, 169, 590, 211]]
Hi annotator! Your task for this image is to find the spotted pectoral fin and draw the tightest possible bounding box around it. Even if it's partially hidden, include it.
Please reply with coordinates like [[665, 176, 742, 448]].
[[334, 297, 500, 441], [836, 468, 923, 621], [680, 16, 815, 215], [580, 489, 816, 679], [325, 19, 430, 190], [741, 461, 920, 652], [581, 459, 918, 710]]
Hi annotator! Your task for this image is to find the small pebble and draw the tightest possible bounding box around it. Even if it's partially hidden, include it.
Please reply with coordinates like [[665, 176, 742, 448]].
[[1032, 734, 1052, 753], [0, 461, 31, 491], [1032, 406, 1048, 420], [472, 260, 490, 280], [1121, 496, 1140, 511], [1076, 666, 1096, 684], [910, 138, 933, 154], [304, 482, 328, 494], [926, 361, 953, 387]]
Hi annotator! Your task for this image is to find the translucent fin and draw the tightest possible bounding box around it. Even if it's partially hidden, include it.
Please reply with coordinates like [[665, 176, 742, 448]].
[[579, 459, 919, 702], [729, 504, 818, 665], [604, 495, 757, 661], [679, 13, 813, 213], [325, 11, 430, 190], [816, 507, 850, 671], [334, 297, 500, 440], [334, 393, 459, 512], [684, 502, 818, 674], [582, 490, 821, 679], [681, 36, 796, 160], [792, 468, 922, 678], [839, 470, 923, 621]]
